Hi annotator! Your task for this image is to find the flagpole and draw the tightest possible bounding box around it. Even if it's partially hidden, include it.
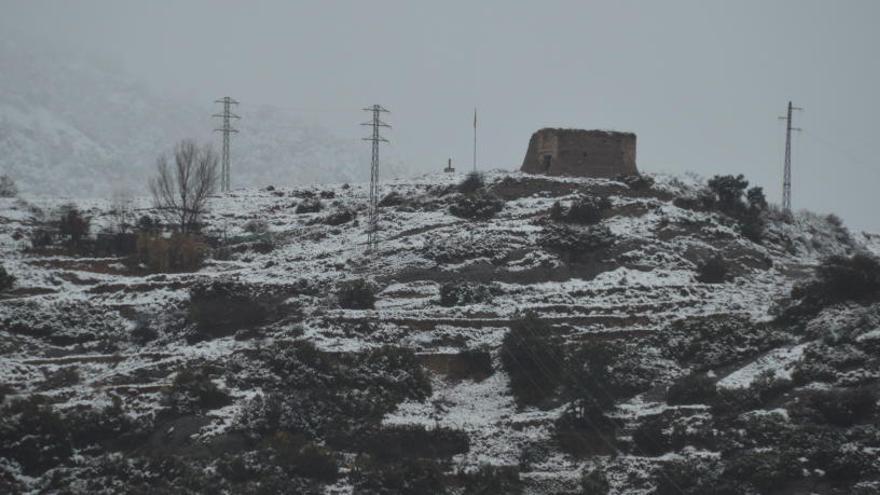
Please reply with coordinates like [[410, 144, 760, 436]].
[[473, 107, 477, 172]]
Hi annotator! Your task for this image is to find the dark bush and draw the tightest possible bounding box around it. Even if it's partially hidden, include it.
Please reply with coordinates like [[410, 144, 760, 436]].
[[657, 315, 791, 371], [163, 365, 231, 415], [581, 468, 610, 495], [64, 398, 146, 450], [666, 373, 717, 405], [449, 191, 504, 220], [38, 366, 81, 391], [705, 175, 766, 241], [653, 458, 720, 495], [353, 457, 447, 495], [291, 443, 339, 482], [461, 465, 522, 495], [243, 218, 269, 234], [57, 204, 90, 246], [0, 264, 15, 292], [379, 191, 405, 207], [216, 454, 258, 483], [550, 195, 612, 225], [358, 424, 469, 460], [564, 341, 622, 411], [825, 445, 875, 483], [458, 171, 485, 194], [189, 279, 269, 339], [750, 369, 793, 404], [795, 253, 880, 306], [29, 228, 54, 249], [714, 374, 791, 417], [449, 349, 494, 381], [721, 449, 802, 492], [619, 173, 655, 191], [92, 232, 139, 257], [267, 432, 340, 482], [740, 214, 766, 243], [134, 233, 207, 273], [710, 386, 762, 418], [501, 312, 565, 407], [295, 198, 323, 214], [0, 397, 72, 475], [439, 281, 495, 307], [321, 208, 355, 226], [131, 315, 159, 345], [672, 192, 716, 212], [554, 407, 618, 458], [548, 201, 565, 221], [747, 186, 768, 212], [539, 224, 615, 261], [233, 343, 431, 443], [707, 174, 749, 213], [136, 214, 161, 234], [695, 256, 730, 283], [788, 387, 877, 427], [632, 414, 672, 456], [337, 278, 376, 310], [0, 383, 13, 402]]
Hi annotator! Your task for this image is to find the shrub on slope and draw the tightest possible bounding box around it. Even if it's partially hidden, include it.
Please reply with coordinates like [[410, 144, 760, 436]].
[[337, 278, 376, 309], [784, 253, 880, 322], [449, 190, 504, 220], [501, 312, 565, 407], [0, 263, 15, 292], [549, 195, 611, 225]]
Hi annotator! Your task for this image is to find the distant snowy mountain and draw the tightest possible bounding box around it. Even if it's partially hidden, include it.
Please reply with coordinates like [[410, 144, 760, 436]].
[[0, 42, 396, 198]]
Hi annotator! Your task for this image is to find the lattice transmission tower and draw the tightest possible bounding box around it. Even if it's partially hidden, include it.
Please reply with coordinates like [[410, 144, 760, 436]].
[[778, 101, 802, 213], [213, 97, 240, 192], [361, 105, 390, 253]]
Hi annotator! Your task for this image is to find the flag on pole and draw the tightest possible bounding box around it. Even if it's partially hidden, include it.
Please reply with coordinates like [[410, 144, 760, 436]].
[[473, 107, 477, 172]]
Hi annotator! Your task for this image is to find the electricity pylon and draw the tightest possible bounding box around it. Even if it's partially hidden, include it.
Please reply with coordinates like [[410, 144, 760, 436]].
[[361, 105, 390, 253], [778, 101, 802, 212], [213, 97, 240, 192]]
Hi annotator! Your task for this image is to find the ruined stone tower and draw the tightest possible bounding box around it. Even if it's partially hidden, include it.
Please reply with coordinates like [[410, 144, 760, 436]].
[[520, 128, 637, 178]]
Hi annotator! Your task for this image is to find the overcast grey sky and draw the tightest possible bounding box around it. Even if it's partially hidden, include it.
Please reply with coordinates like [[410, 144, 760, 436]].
[[2, 0, 879, 231]]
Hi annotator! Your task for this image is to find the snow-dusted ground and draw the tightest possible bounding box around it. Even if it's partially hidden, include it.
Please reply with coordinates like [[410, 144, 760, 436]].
[[0, 170, 868, 493]]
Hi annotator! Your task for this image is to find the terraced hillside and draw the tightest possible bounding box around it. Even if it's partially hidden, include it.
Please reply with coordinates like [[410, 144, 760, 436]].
[[1, 171, 878, 494]]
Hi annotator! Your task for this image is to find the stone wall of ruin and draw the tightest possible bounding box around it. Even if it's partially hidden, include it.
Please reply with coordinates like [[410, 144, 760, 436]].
[[520, 128, 638, 178]]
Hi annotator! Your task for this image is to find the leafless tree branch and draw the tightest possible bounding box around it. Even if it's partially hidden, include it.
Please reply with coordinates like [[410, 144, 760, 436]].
[[149, 140, 218, 233]]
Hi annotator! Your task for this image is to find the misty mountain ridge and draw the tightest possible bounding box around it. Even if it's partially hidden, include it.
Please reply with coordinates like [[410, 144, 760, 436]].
[[0, 42, 403, 197]]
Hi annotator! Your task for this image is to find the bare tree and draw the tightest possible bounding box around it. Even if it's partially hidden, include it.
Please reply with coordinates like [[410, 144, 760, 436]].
[[0, 175, 17, 198], [150, 140, 219, 233], [109, 188, 136, 233]]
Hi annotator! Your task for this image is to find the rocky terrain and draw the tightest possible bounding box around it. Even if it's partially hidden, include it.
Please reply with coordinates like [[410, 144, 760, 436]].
[[1, 170, 879, 494]]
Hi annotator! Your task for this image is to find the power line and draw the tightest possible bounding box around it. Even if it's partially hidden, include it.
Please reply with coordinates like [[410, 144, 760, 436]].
[[213, 97, 240, 192], [361, 104, 390, 254], [778, 101, 802, 213]]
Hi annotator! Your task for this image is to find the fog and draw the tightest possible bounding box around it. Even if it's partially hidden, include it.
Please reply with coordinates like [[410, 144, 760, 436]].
[[2, 0, 879, 231]]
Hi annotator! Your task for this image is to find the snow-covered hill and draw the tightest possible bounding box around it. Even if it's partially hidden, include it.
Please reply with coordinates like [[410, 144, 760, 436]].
[[0, 42, 401, 198], [0, 171, 878, 494]]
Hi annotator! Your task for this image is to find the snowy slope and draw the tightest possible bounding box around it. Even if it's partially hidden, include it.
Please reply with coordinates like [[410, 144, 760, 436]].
[[0, 171, 876, 493]]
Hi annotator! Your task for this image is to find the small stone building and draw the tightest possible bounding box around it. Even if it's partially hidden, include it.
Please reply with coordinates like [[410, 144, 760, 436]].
[[520, 128, 638, 178]]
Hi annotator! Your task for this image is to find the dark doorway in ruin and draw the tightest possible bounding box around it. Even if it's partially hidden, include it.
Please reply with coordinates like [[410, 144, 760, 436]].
[[542, 154, 552, 171]]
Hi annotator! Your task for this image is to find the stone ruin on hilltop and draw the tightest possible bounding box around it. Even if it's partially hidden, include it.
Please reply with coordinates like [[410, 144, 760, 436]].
[[521, 128, 638, 178]]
